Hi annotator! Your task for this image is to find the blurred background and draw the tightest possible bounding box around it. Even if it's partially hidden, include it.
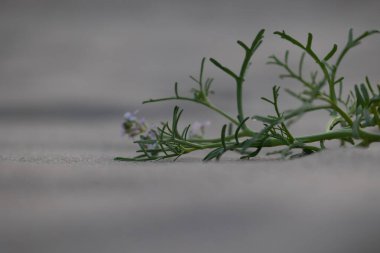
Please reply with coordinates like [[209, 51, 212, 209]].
[[1, 2, 380, 252], [0, 0, 379, 156]]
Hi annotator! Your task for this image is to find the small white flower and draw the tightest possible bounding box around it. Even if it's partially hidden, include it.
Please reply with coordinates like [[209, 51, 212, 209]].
[[189, 120, 211, 138], [123, 110, 138, 121], [141, 129, 158, 152], [122, 110, 147, 138]]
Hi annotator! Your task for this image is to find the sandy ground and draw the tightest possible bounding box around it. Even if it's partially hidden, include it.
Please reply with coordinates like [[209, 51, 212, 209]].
[[1, 119, 380, 253]]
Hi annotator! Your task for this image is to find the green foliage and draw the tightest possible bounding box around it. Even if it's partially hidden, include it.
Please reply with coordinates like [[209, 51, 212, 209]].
[[116, 28, 380, 162]]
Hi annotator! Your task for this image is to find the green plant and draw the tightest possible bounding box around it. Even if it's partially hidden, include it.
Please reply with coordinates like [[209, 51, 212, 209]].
[[115, 29, 380, 162]]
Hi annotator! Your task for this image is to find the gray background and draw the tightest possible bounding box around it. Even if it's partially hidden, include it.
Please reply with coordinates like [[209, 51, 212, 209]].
[[1, 1, 380, 253], [1, 0, 379, 119], [1, 0, 380, 155]]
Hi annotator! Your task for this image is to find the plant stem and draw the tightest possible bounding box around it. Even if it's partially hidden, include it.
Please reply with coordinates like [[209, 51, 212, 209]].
[[172, 128, 380, 152], [318, 97, 353, 126], [143, 96, 239, 126], [319, 63, 337, 104], [283, 104, 332, 120], [236, 29, 265, 131], [189, 129, 254, 143], [236, 55, 250, 130], [260, 128, 380, 148]]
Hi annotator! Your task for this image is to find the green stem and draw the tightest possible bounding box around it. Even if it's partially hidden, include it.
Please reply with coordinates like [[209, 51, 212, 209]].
[[236, 79, 245, 126], [283, 104, 332, 120], [175, 128, 377, 150], [359, 128, 380, 142], [235, 29, 265, 131], [131, 127, 380, 161], [320, 63, 337, 104], [282, 63, 315, 90], [189, 129, 255, 143], [318, 97, 353, 126], [236, 52, 251, 129], [294, 43, 337, 104], [300, 48, 337, 105], [260, 128, 380, 147], [143, 96, 239, 126]]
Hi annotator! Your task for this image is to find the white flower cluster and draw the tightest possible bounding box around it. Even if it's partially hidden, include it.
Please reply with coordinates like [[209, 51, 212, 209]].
[[122, 111, 147, 138], [122, 111, 158, 151], [189, 121, 211, 138]]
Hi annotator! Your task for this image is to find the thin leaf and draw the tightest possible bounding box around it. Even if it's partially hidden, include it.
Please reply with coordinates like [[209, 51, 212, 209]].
[[363, 108, 372, 125], [199, 57, 206, 86], [209, 58, 239, 80], [348, 28, 354, 44], [237, 40, 249, 51], [298, 52, 305, 77], [174, 82, 179, 98], [250, 29, 265, 52], [323, 44, 338, 61], [365, 76, 375, 95], [285, 89, 309, 102], [370, 95, 380, 105], [274, 31, 305, 49], [285, 50, 289, 64], [360, 83, 370, 104], [221, 124, 227, 150], [334, 77, 344, 85], [354, 85, 364, 107], [338, 81, 343, 100], [279, 74, 293, 79], [234, 117, 250, 144], [203, 147, 225, 161], [261, 97, 274, 105], [310, 71, 318, 84], [228, 123, 233, 136], [189, 75, 199, 84], [352, 114, 361, 139], [306, 33, 313, 49], [267, 55, 281, 65], [205, 78, 214, 95], [172, 106, 183, 138], [253, 115, 277, 124], [240, 146, 263, 159], [181, 124, 191, 140]]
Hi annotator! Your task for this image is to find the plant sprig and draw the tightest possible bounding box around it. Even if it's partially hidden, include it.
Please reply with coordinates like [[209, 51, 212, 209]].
[[116, 28, 380, 162]]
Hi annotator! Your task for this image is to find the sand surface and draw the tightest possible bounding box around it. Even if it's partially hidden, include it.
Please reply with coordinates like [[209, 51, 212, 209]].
[[1, 119, 380, 253]]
